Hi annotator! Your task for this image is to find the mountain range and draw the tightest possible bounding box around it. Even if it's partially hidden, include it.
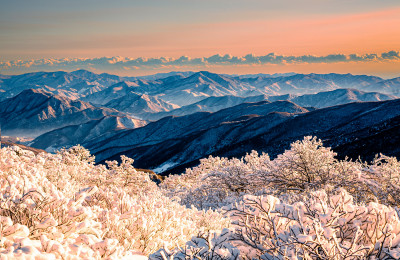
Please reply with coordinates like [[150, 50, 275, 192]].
[[0, 70, 122, 100], [1, 69, 400, 174], [2, 70, 399, 106], [267, 88, 395, 108], [145, 88, 395, 120]]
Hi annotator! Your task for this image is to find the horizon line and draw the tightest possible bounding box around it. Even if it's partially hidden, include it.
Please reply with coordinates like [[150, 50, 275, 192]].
[[1, 51, 399, 79]]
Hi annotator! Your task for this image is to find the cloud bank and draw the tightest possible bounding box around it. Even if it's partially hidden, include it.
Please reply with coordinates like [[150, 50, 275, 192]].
[[1, 51, 399, 74]]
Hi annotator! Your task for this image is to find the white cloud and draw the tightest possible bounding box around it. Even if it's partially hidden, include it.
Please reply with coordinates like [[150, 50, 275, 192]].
[[0, 51, 398, 74]]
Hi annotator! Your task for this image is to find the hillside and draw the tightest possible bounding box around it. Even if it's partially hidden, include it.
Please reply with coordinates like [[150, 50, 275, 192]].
[[104, 91, 179, 118], [81, 98, 400, 174], [0, 89, 145, 137], [147, 88, 395, 120], [29, 116, 146, 151], [83, 100, 309, 170], [268, 88, 395, 108]]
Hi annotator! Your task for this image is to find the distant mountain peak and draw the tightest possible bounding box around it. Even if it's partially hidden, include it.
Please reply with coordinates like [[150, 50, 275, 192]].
[[189, 71, 223, 80], [70, 69, 97, 77]]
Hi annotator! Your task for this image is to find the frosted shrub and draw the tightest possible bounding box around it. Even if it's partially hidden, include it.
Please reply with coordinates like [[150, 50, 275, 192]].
[[161, 136, 347, 210], [163, 136, 400, 209], [59, 144, 95, 164], [149, 229, 240, 260], [3, 136, 400, 258], [156, 189, 400, 259], [91, 188, 230, 255], [224, 189, 400, 259], [363, 154, 400, 205], [263, 136, 338, 191], [161, 152, 273, 210], [0, 147, 124, 258], [0, 145, 229, 258], [162, 155, 236, 209]]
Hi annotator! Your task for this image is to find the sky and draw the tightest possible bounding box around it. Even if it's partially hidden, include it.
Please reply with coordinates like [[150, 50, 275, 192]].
[[0, 0, 399, 77]]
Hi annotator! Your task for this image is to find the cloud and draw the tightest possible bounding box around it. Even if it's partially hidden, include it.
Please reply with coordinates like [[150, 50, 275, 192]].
[[0, 51, 399, 74], [381, 51, 400, 60]]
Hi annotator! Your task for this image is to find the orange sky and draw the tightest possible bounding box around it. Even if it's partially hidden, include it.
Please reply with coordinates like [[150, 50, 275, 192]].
[[0, 1, 399, 77], [132, 7, 400, 58]]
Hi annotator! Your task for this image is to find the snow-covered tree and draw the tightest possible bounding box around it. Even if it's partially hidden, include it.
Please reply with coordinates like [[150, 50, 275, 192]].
[[0, 145, 229, 258], [3, 136, 400, 259]]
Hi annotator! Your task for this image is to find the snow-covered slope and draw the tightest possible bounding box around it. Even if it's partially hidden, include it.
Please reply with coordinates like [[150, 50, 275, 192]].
[[81, 81, 140, 105], [240, 73, 384, 95], [144, 71, 265, 106], [131, 72, 391, 107], [0, 89, 143, 137], [1, 70, 397, 107], [268, 88, 396, 108], [360, 77, 400, 96], [145, 88, 394, 120], [30, 116, 146, 151], [0, 70, 125, 100], [104, 91, 179, 118], [146, 95, 268, 120]]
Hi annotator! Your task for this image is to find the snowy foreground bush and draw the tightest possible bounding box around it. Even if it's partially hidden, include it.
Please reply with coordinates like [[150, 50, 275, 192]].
[[2, 137, 400, 259], [0, 146, 229, 259]]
